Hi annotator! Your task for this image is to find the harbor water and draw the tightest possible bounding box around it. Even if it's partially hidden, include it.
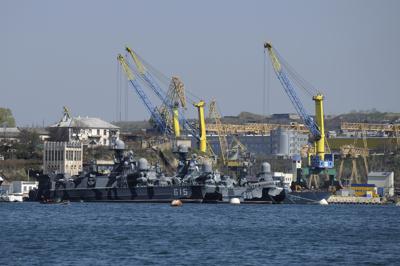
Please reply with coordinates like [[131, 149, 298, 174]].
[[1, 203, 400, 265]]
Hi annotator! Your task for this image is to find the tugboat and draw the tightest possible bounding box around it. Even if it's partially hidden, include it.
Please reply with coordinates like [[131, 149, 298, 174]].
[[34, 141, 286, 203]]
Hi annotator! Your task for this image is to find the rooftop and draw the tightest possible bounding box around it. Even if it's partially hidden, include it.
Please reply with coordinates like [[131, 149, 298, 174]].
[[368, 171, 394, 177], [51, 116, 119, 129]]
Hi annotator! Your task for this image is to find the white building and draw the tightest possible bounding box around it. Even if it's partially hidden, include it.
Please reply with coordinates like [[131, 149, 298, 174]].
[[272, 172, 293, 188], [9, 181, 38, 197], [43, 141, 83, 176], [367, 171, 394, 197], [0, 127, 20, 143], [50, 110, 119, 147]]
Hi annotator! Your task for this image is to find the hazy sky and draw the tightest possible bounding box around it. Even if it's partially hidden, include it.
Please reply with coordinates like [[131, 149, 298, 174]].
[[1, 0, 399, 126]]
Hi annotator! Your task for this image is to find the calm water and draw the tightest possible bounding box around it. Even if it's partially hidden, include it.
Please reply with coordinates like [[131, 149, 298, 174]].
[[1, 203, 400, 266]]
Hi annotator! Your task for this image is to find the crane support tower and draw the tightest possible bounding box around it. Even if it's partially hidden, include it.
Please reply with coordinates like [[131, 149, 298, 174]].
[[313, 94, 325, 162], [194, 100, 207, 153], [172, 106, 180, 137]]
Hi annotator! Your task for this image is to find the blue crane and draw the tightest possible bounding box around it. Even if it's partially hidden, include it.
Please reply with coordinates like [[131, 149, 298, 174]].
[[117, 54, 169, 134], [264, 42, 333, 169]]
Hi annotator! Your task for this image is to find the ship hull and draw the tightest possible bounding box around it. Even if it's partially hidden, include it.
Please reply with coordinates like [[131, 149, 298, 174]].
[[42, 185, 285, 204]]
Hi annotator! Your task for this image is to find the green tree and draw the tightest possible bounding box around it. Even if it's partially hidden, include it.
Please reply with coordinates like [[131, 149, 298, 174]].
[[0, 108, 16, 127], [15, 129, 42, 159]]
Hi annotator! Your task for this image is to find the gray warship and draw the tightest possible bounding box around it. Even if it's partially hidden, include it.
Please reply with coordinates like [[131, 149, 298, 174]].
[[35, 140, 286, 203]]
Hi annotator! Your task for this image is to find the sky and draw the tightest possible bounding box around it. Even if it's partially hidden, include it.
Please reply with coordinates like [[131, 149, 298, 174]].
[[1, 0, 399, 126]]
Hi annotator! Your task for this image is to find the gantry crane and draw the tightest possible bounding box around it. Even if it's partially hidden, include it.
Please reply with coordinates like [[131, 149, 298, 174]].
[[341, 122, 400, 151], [337, 144, 369, 185], [336, 123, 370, 185], [264, 42, 336, 189]]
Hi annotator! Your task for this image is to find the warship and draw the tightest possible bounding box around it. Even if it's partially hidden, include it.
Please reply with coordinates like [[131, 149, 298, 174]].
[[34, 140, 286, 203]]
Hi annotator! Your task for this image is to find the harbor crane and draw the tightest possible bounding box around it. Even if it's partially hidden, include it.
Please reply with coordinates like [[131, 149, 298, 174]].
[[120, 47, 208, 153], [264, 42, 335, 188]]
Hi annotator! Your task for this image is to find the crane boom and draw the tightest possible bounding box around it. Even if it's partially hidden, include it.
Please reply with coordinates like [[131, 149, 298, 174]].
[[126, 47, 169, 105], [117, 54, 168, 134]]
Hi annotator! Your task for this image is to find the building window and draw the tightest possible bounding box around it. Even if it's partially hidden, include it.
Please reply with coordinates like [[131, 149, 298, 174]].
[[104, 129, 107, 136], [97, 129, 100, 135]]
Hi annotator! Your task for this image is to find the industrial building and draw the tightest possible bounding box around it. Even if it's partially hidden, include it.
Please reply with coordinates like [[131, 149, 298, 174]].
[[201, 131, 309, 157], [271, 113, 300, 120], [269, 128, 308, 158], [43, 141, 83, 176]]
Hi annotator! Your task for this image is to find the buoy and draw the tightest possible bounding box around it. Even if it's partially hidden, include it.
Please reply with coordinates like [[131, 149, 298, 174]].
[[230, 198, 241, 205], [171, 199, 183, 207], [319, 199, 329, 205]]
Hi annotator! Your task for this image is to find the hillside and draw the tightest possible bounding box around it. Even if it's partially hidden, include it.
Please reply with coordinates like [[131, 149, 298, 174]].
[[325, 111, 400, 130]]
